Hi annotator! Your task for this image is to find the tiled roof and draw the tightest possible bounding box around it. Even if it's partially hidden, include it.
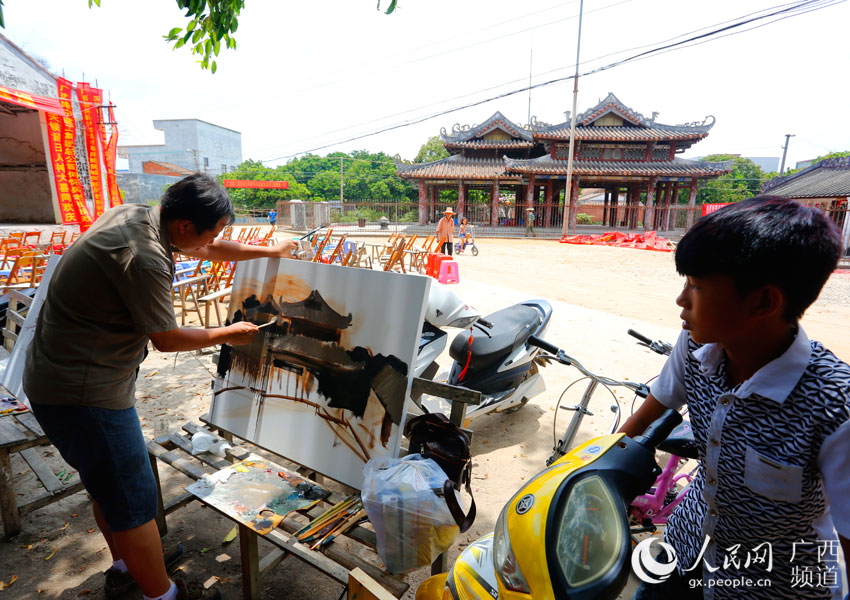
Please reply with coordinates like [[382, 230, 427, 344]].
[[503, 156, 731, 177], [441, 111, 533, 143], [761, 157, 850, 198], [444, 139, 535, 150], [142, 160, 194, 176], [530, 92, 715, 140], [534, 125, 711, 142], [396, 154, 516, 180]]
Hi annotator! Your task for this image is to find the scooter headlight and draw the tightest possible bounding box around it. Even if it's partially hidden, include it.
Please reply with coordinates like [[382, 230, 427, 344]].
[[553, 474, 625, 588], [493, 503, 531, 594], [449, 315, 478, 329]]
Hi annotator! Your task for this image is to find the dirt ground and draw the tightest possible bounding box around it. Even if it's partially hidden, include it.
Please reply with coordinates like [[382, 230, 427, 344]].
[[2, 237, 848, 600]]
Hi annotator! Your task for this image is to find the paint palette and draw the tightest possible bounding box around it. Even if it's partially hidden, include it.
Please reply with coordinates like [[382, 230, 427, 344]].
[[186, 454, 330, 535]]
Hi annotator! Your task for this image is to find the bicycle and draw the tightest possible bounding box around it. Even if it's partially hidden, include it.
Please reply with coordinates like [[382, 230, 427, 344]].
[[454, 225, 478, 256], [529, 329, 698, 535]]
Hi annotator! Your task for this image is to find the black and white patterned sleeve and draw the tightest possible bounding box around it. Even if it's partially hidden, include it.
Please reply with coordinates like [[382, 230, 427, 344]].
[[649, 329, 690, 410]]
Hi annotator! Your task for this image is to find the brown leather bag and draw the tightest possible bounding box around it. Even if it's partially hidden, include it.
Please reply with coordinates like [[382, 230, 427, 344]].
[[405, 413, 476, 532]]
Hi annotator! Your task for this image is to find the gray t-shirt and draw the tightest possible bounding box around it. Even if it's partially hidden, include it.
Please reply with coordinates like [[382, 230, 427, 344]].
[[23, 205, 178, 409]]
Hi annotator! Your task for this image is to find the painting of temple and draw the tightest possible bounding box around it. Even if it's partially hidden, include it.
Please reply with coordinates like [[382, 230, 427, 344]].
[[209, 258, 430, 489]]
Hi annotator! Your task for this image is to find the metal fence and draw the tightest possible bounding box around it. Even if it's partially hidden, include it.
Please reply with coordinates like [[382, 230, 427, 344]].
[[265, 199, 850, 246]]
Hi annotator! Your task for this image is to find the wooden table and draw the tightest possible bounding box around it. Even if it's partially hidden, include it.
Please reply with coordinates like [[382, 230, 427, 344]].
[[0, 385, 85, 537], [147, 421, 410, 600]]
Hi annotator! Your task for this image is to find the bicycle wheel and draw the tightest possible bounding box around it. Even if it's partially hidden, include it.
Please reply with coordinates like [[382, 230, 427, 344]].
[[455, 243, 462, 253], [471, 244, 479, 256]]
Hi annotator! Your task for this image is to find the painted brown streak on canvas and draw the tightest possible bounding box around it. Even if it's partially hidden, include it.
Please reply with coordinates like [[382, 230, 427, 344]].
[[221, 289, 410, 453]]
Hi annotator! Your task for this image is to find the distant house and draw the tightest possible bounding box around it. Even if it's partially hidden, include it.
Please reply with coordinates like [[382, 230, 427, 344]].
[[762, 156, 850, 254], [117, 119, 243, 204]]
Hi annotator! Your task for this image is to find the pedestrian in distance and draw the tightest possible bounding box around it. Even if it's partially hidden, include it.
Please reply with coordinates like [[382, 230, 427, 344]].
[[268, 207, 277, 228], [620, 196, 849, 599], [437, 207, 456, 256], [23, 173, 298, 600]]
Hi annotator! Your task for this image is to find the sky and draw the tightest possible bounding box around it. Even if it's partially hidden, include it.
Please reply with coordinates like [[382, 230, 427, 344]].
[[4, 0, 849, 173]]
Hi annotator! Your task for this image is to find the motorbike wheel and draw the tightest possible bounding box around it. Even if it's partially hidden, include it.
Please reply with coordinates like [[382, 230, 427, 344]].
[[471, 245, 479, 256]]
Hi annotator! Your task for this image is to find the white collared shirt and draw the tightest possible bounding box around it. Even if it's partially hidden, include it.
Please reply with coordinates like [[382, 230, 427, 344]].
[[652, 327, 850, 600]]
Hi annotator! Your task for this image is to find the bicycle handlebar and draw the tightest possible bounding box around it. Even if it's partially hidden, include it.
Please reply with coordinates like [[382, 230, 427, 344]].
[[628, 329, 653, 345], [528, 335, 647, 395], [528, 335, 560, 356]]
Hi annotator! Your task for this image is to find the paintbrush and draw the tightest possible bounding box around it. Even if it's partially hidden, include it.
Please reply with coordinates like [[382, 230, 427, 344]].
[[315, 509, 367, 550], [256, 321, 275, 329]]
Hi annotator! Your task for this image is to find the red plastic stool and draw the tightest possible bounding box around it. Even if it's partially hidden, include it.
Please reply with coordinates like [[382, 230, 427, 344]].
[[437, 259, 460, 284], [426, 252, 448, 277], [431, 254, 451, 279]]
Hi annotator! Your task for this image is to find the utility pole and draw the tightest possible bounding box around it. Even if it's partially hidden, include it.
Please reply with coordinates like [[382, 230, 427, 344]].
[[779, 134, 795, 175], [561, 0, 584, 239], [527, 49, 533, 125], [340, 157, 344, 202]]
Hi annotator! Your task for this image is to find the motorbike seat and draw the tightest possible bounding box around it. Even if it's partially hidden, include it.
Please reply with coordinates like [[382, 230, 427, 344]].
[[449, 304, 543, 369], [656, 419, 699, 460]]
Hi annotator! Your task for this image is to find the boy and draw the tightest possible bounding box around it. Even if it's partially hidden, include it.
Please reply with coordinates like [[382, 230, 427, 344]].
[[621, 197, 849, 599]]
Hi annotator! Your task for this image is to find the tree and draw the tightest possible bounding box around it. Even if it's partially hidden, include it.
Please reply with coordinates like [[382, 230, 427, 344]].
[[0, 0, 397, 72], [414, 136, 450, 163], [696, 154, 769, 204], [781, 151, 850, 176]]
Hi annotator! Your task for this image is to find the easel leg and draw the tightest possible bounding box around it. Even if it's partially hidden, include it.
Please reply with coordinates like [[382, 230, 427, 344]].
[[431, 552, 449, 576], [149, 454, 167, 537], [239, 524, 260, 600], [0, 449, 22, 538]]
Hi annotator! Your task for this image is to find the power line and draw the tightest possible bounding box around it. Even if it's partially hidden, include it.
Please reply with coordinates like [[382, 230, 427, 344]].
[[264, 0, 843, 161]]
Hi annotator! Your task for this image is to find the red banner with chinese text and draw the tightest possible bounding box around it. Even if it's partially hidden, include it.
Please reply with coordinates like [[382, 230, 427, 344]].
[[105, 103, 121, 207], [0, 84, 64, 116], [90, 88, 121, 208], [76, 82, 106, 218], [45, 111, 78, 225], [56, 78, 93, 231], [222, 180, 289, 189]]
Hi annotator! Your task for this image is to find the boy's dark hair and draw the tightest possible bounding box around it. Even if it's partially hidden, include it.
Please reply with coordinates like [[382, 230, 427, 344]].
[[675, 196, 841, 321], [160, 173, 235, 233]]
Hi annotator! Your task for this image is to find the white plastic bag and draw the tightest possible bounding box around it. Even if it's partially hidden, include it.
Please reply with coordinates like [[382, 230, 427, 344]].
[[191, 432, 232, 457], [361, 455, 460, 573]]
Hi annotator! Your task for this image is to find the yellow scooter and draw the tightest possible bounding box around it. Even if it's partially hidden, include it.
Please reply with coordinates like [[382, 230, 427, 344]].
[[416, 337, 682, 600]]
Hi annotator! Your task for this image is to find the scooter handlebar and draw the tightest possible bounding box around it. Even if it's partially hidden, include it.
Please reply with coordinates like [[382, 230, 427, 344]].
[[634, 409, 683, 450], [528, 335, 560, 356]]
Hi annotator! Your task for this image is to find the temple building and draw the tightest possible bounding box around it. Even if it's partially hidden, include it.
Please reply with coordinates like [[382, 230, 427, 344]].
[[397, 93, 730, 232]]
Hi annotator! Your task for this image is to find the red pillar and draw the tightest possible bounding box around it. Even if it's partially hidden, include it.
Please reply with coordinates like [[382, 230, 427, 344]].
[[491, 180, 500, 227], [544, 181, 553, 231], [525, 175, 536, 227], [686, 178, 698, 229], [666, 181, 680, 230], [644, 177, 658, 232], [418, 179, 427, 225], [457, 180, 466, 221]]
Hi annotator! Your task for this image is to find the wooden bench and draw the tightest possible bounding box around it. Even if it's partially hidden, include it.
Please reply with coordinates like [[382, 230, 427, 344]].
[[147, 376, 481, 598], [2, 290, 33, 353], [147, 421, 409, 600], [0, 385, 85, 537]]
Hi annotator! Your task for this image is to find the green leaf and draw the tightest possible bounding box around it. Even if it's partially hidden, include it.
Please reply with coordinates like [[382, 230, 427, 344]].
[[167, 27, 182, 38], [200, 547, 211, 553], [187, 19, 196, 32], [192, 29, 202, 43], [174, 38, 186, 49], [211, 60, 217, 73], [213, 39, 220, 56], [222, 526, 237, 543]]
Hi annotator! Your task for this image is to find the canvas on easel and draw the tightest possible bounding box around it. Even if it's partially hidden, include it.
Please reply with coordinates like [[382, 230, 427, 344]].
[[209, 258, 430, 489]]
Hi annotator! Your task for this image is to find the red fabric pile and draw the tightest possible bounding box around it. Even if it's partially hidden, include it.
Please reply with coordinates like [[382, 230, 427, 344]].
[[559, 230, 674, 252]]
